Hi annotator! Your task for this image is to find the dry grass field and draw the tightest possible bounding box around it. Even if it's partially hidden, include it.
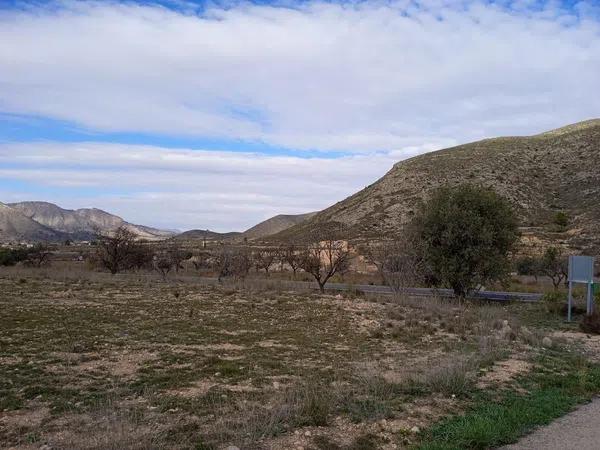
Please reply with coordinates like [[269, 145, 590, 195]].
[[2, 268, 600, 450]]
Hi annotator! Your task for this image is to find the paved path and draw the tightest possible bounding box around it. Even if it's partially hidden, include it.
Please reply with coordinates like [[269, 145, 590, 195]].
[[500, 398, 600, 450]]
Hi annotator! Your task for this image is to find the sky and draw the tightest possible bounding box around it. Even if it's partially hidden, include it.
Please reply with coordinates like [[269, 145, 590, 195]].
[[1, 0, 599, 231]]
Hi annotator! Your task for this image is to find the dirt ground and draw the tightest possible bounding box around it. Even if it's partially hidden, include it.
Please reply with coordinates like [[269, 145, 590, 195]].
[[0, 268, 589, 449]]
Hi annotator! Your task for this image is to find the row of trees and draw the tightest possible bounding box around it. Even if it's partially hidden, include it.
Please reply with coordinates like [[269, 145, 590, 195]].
[[94, 226, 352, 292]]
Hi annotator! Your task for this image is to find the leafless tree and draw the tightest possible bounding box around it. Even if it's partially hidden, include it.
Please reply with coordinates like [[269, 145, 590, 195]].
[[191, 250, 212, 271], [153, 253, 174, 281], [166, 243, 192, 273], [299, 236, 352, 293], [282, 244, 301, 278], [253, 248, 278, 276], [128, 244, 154, 271], [363, 237, 424, 293], [25, 243, 53, 268], [95, 226, 140, 275], [214, 246, 252, 281], [540, 247, 569, 289]]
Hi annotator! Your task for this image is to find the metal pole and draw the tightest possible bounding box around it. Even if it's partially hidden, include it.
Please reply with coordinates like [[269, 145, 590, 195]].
[[568, 281, 573, 322], [587, 282, 594, 315]]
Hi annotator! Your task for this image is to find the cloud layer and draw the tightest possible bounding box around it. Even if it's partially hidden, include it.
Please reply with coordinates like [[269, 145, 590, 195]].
[[1, 0, 599, 151], [0, 142, 403, 230], [0, 1, 599, 230]]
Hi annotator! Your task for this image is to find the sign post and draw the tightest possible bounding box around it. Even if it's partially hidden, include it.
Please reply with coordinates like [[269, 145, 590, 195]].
[[567, 255, 595, 322]]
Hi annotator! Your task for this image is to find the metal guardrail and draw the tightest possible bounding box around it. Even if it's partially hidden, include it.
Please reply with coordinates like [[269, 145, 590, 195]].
[[325, 283, 542, 302], [195, 276, 542, 303]]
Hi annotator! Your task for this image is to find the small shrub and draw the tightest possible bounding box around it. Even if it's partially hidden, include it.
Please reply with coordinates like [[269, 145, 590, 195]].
[[515, 256, 540, 276], [348, 433, 382, 450], [553, 211, 569, 228], [542, 291, 565, 315], [581, 312, 600, 334], [291, 382, 332, 427], [423, 359, 474, 396]]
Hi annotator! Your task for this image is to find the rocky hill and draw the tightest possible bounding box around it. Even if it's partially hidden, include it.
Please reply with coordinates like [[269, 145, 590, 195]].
[[243, 212, 317, 240], [173, 229, 242, 242], [3, 201, 174, 242], [0, 203, 65, 242], [275, 119, 600, 253]]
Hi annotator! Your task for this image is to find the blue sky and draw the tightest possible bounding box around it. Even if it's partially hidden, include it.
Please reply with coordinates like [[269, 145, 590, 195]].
[[1, 0, 599, 230]]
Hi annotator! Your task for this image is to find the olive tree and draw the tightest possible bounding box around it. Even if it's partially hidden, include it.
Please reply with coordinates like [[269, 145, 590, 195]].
[[413, 184, 519, 298]]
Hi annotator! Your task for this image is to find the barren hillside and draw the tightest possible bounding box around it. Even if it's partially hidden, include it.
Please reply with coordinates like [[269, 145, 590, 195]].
[[276, 119, 600, 253], [243, 212, 317, 240]]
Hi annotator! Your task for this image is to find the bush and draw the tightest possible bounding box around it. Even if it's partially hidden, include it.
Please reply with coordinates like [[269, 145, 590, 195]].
[[515, 256, 540, 276], [581, 312, 600, 334], [422, 359, 474, 396], [542, 291, 566, 315], [553, 211, 569, 228], [0, 247, 30, 266]]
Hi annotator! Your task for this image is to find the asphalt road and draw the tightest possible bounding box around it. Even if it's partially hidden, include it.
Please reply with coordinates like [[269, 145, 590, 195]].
[[500, 399, 600, 450], [197, 277, 541, 302]]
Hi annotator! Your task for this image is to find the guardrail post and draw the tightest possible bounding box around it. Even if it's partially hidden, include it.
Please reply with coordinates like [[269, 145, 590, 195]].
[[568, 281, 573, 322]]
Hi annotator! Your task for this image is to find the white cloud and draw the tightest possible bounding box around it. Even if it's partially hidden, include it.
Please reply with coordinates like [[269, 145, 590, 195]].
[[0, 142, 405, 230], [0, 0, 599, 151]]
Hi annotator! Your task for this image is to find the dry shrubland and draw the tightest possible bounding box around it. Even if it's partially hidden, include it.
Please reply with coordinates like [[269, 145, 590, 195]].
[[0, 264, 587, 450]]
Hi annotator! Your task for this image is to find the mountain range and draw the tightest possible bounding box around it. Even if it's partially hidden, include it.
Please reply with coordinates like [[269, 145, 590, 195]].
[[0, 201, 175, 242], [2, 119, 599, 252]]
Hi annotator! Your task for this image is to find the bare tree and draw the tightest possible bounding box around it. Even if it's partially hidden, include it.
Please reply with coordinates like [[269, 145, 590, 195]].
[[214, 246, 252, 281], [25, 243, 53, 268], [363, 237, 424, 293], [253, 248, 278, 276], [95, 226, 140, 275], [191, 249, 212, 271], [166, 243, 192, 273], [540, 247, 568, 289], [299, 237, 352, 293], [153, 253, 174, 281], [128, 244, 154, 271], [282, 244, 301, 278]]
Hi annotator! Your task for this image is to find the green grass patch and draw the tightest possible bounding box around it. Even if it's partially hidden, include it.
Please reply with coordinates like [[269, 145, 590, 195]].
[[416, 353, 600, 450]]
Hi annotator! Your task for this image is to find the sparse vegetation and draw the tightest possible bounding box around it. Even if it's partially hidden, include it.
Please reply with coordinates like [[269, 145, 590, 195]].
[[553, 211, 569, 229]]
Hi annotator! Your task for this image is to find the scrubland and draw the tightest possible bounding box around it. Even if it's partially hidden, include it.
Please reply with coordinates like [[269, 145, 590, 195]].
[[1, 267, 599, 450]]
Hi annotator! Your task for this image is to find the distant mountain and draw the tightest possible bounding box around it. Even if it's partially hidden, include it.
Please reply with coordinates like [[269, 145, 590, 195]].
[[4, 201, 175, 242], [0, 203, 64, 242], [275, 119, 600, 253], [173, 229, 242, 242], [243, 212, 317, 239]]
